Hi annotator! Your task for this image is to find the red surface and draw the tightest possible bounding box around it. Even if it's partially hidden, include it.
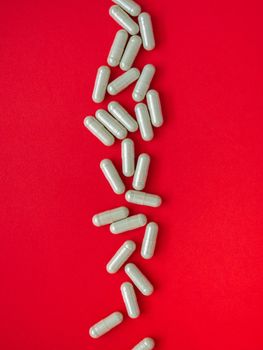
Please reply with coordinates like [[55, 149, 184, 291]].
[[1, 0, 263, 349]]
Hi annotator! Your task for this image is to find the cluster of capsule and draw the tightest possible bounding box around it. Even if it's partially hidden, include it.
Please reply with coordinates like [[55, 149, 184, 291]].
[[85, 1, 163, 349]]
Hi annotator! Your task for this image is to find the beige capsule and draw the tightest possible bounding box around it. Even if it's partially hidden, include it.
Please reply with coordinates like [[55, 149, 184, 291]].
[[138, 12, 155, 51], [107, 68, 140, 95], [146, 89, 164, 127], [110, 214, 147, 234], [133, 64, 156, 102], [132, 153, 150, 190], [109, 5, 139, 35], [122, 138, 135, 177], [108, 101, 138, 132], [132, 337, 155, 350], [92, 66, 111, 103], [107, 29, 129, 67], [125, 190, 162, 207], [95, 109, 127, 140], [112, 0, 141, 17], [107, 240, 136, 273], [89, 311, 123, 338], [92, 206, 129, 227], [135, 103, 154, 141], [100, 159, 125, 194], [121, 282, 140, 318], [125, 263, 154, 296], [120, 35, 142, 71], [83, 117, 115, 146], [141, 222, 158, 259]]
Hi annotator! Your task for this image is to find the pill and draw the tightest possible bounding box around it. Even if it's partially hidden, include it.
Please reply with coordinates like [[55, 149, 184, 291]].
[[110, 214, 147, 234], [96, 109, 127, 140], [89, 311, 123, 338], [138, 12, 155, 51], [146, 89, 163, 127], [107, 240, 136, 273], [92, 206, 129, 227], [133, 64, 155, 102], [108, 101, 138, 132], [92, 66, 111, 103], [122, 138, 135, 177], [83, 117, 115, 146], [121, 282, 140, 318], [107, 68, 140, 95], [109, 5, 139, 35], [120, 35, 142, 71], [112, 0, 141, 17], [125, 190, 162, 207], [132, 337, 155, 350], [135, 103, 154, 141], [132, 153, 150, 190], [107, 29, 129, 67], [100, 159, 125, 194], [141, 222, 158, 259], [125, 263, 154, 296]]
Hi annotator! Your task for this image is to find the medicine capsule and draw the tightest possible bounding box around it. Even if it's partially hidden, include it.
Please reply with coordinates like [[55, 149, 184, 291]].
[[122, 138, 135, 177], [135, 103, 154, 141], [109, 5, 139, 35], [107, 240, 136, 273], [92, 206, 129, 227], [125, 263, 154, 296], [92, 66, 111, 103], [133, 64, 155, 102], [83, 116, 115, 146], [132, 337, 155, 350], [125, 190, 162, 207], [96, 109, 127, 140], [120, 35, 142, 71], [138, 12, 155, 51], [121, 282, 140, 318], [146, 89, 163, 127], [112, 0, 141, 17], [108, 101, 138, 132], [141, 222, 158, 259], [100, 159, 125, 194], [132, 153, 150, 190], [110, 214, 147, 234], [89, 311, 123, 338], [107, 68, 140, 96], [107, 29, 129, 67]]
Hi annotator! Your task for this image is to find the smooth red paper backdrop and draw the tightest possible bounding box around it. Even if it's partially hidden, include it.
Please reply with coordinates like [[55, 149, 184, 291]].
[[1, 0, 263, 349]]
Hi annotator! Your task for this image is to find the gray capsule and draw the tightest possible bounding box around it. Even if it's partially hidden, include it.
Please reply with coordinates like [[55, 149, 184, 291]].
[[109, 5, 139, 35], [120, 35, 142, 71], [89, 311, 123, 338], [132, 337, 155, 350], [108, 101, 138, 132], [110, 214, 147, 234], [125, 263, 154, 296], [146, 89, 163, 127], [107, 68, 140, 95], [138, 12, 155, 51], [92, 206, 129, 227], [112, 0, 141, 17], [133, 64, 155, 102], [83, 117, 115, 146], [135, 103, 154, 141], [132, 153, 150, 190], [95, 109, 127, 140], [107, 29, 129, 67], [121, 282, 140, 318], [92, 66, 111, 103], [106, 240, 136, 273], [100, 159, 125, 194], [141, 222, 158, 259], [122, 138, 135, 177], [125, 190, 162, 207]]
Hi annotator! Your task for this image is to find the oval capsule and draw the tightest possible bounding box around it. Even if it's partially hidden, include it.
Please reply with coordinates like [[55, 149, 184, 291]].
[[89, 311, 123, 338], [138, 12, 155, 51], [125, 190, 162, 207], [113, 0, 141, 17], [121, 282, 140, 318], [100, 159, 125, 194], [107, 29, 129, 67], [120, 35, 142, 71], [133, 64, 155, 102], [83, 117, 115, 146], [108, 101, 138, 132], [110, 214, 147, 234], [146, 89, 163, 127], [92, 206, 129, 227], [106, 240, 136, 273], [96, 109, 127, 140], [132, 153, 150, 190], [125, 263, 154, 296], [135, 103, 154, 141], [92, 66, 111, 103], [132, 337, 155, 350], [122, 138, 135, 177], [109, 5, 139, 35], [107, 68, 140, 95], [141, 222, 158, 259]]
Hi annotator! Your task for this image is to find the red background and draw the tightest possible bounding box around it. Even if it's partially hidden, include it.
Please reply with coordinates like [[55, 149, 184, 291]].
[[1, 0, 263, 349]]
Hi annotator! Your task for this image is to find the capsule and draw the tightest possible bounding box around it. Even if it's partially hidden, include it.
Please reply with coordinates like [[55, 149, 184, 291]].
[[138, 12, 155, 51], [92, 206, 129, 227], [121, 282, 140, 318], [83, 117, 115, 146], [92, 66, 111, 103], [122, 138, 135, 177], [135, 103, 154, 141], [125, 190, 162, 207], [107, 29, 129, 67], [133, 64, 155, 102], [107, 240, 136, 273], [107, 68, 140, 95], [89, 311, 123, 338], [132, 153, 150, 190], [100, 159, 125, 194], [125, 263, 154, 296], [132, 337, 155, 350], [141, 222, 158, 259], [146, 89, 163, 127], [110, 214, 147, 234], [112, 0, 141, 17], [96, 109, 127, 140], [120, 35, 142, 71], [109, 5, 139, 35], [108, 101, 138, 132]]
